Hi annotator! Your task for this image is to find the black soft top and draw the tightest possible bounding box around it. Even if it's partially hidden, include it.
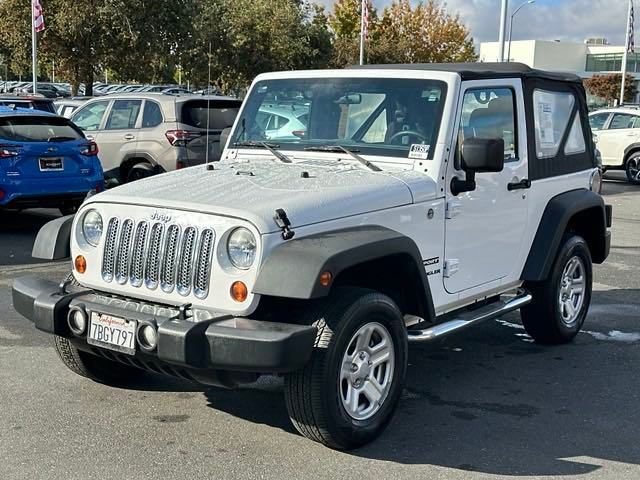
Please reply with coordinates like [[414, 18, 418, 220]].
[[349, 62, 583, 84]]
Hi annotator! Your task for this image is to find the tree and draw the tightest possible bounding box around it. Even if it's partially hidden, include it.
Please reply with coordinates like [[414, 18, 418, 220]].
[[328, 0, 476, 67], [584, 73, 636, 106], [185, 0, 332, 94], [0, 0, 35, 79]]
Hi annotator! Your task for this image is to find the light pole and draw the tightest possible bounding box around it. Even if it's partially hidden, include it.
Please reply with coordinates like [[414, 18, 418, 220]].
[[507, 0, 535, 63]]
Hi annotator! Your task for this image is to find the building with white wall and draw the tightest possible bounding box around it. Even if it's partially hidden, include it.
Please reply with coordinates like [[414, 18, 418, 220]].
[[479, 39, 640, 106]]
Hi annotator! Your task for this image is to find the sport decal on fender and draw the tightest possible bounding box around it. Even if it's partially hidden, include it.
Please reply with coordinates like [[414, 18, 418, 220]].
[[423, 257, 439, 266]]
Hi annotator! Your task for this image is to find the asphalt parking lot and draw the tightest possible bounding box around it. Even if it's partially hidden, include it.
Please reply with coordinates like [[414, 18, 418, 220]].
[[0, 173, 639, 480]]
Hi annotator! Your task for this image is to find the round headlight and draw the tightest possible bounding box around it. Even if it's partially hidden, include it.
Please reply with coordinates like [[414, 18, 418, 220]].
[[82, 209, 103, 246], [227, 228, 257, 269]]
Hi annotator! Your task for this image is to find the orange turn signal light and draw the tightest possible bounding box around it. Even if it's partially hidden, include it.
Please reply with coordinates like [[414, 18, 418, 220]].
[[231, 281, 248, 302], [75, 255, 87, 274], [319, 271, 332, 287]]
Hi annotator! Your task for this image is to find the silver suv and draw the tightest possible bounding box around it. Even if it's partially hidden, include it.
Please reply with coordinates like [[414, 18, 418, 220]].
[[70, 93, 241, 183]]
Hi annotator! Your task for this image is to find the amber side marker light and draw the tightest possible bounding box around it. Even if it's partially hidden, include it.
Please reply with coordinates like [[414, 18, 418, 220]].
[[231, 281, 248, 302], [75, 255, 87, 274], [319, 271, 332, 287]]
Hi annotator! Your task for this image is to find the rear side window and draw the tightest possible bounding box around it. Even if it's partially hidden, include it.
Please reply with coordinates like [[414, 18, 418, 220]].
[[180, 100, 241, 130], [142, 101, 163, 128], [533, 89, 575, 159], [609, 113, 639, 130], [529, 86, 594, 180], [0, 116, 83, 142], [106, 100, 142, 130]]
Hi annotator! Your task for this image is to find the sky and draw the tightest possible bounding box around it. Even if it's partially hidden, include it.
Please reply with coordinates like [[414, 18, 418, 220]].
[[318, 0, 631, 46]]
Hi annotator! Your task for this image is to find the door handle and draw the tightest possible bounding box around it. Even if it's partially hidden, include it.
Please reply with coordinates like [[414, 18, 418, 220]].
[[507, 179, 531, 191], [85, 135, 95, 141], [124, 134, 135, 140]]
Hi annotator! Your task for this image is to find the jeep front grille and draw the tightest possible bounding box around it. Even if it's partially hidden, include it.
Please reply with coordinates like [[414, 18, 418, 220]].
[[101, 217, 215, 299]]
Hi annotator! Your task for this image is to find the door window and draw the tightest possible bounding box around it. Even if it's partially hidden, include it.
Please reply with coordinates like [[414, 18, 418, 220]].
[[141, 101, 163, 128], [459, 88, 517, 160], [105, 100, 142, 130], [588, 113, 609, 131], [72, 101, 109, 131], [609, 113, 638, 130]]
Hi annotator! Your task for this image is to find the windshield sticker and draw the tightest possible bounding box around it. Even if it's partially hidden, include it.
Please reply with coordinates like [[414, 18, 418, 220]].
[[408, 144, 430, 160]]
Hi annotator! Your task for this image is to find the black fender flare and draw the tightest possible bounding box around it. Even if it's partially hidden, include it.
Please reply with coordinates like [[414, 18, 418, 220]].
[[521, 189, 610, 282], [32, 215, 74, 260], [253, 226, 435, 319]]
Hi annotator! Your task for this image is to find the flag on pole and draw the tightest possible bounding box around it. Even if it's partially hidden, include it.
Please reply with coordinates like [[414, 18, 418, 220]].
[[628, 0, 635, 53], [33, 0, 45, 33], [362, 0, 370, 40]]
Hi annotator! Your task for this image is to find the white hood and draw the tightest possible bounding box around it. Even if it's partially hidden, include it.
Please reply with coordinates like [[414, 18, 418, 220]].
[[90, 159, 438, 233]]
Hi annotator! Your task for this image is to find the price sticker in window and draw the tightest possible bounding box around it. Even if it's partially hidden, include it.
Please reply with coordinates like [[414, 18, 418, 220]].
[[408, 144, 430, 160]]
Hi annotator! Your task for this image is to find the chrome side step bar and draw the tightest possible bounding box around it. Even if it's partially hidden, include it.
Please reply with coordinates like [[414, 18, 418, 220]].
[[407, 292, 532, 343]]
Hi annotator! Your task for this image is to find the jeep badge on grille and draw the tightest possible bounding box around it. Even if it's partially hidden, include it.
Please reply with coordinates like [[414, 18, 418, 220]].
[[151, 211, 172, 223]]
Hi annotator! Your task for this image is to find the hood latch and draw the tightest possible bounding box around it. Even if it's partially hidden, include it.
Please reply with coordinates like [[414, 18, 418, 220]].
[[274, 209, 295, 240]]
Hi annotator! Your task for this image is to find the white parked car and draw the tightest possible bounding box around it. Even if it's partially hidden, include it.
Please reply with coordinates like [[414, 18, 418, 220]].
[[13, 63, 611, 450], [589, 107, 640, 184], [257, 104, 309, 141]]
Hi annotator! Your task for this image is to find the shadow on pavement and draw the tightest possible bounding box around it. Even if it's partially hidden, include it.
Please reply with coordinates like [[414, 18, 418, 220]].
[[0, 209, 60, 266], [192, 287, 640, 476]]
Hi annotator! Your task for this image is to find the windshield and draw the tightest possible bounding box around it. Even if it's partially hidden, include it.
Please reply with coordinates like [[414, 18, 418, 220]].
[[232, 77, 447, 160]]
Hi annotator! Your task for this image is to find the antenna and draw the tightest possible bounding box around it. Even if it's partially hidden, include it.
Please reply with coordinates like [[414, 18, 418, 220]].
[[205, 42, 212, 166]]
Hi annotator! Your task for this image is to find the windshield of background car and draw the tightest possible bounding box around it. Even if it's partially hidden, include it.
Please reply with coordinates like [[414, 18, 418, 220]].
[[232, 78, 447, 159], [181, 100, 242, 130], [0, 116, 84, 142]]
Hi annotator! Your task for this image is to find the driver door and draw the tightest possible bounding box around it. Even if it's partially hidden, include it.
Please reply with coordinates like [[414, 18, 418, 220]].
[[444, 80, 529, 294]]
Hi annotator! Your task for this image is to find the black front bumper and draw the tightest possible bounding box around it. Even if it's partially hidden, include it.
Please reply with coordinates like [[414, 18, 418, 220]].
[[12, 276, 316, 383]]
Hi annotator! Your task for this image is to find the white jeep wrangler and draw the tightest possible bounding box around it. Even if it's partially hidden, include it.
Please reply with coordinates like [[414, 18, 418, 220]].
[[13, 63, 611, 450]]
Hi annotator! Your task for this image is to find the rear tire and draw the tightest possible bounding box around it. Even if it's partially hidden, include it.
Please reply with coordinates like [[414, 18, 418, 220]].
[[125, 161, 154, 183], [625, 152, 640, 185], [284, 287, 407, 450], [521, 234, 592, 344]]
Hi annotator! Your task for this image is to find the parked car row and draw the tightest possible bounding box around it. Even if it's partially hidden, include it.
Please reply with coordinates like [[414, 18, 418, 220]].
[[0, 92, 243, 213], [1, 81, 204, 98]]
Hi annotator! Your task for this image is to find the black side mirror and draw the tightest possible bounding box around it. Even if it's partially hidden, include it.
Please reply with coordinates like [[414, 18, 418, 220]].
[[451, 138, 505, 195], [220, 127, 232, 150]]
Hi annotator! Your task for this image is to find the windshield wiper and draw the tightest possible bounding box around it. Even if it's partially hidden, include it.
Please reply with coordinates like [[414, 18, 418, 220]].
[[233, 140, 292, 164], [304, 145, 381, 172], [48, 136, 76, 142]]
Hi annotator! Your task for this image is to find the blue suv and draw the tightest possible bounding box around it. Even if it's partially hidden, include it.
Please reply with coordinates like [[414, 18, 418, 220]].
[[0, 107, 104, 215]]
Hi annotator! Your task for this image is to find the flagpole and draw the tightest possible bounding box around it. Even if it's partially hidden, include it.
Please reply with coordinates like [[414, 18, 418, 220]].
[[359, 0, 365, 65], [31, 0, 38, 94], [621, 0, 633, 105]]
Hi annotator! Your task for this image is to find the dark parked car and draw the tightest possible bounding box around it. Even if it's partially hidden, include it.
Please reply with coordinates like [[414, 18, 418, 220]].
[[0, 96, 56, 113]]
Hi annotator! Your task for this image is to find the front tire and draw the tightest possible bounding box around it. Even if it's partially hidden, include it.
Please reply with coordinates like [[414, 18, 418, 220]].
[[521, 234, 592, 344], [626, 152, 640, 185], [54, 336, 143, 384], [284, 288, 408, 450], [54, 272, 143, 384]]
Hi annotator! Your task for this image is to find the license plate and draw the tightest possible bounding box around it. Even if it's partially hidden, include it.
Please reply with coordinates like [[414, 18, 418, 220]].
[[39, 157, 64, 171], [87, 312, 136, 355]]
